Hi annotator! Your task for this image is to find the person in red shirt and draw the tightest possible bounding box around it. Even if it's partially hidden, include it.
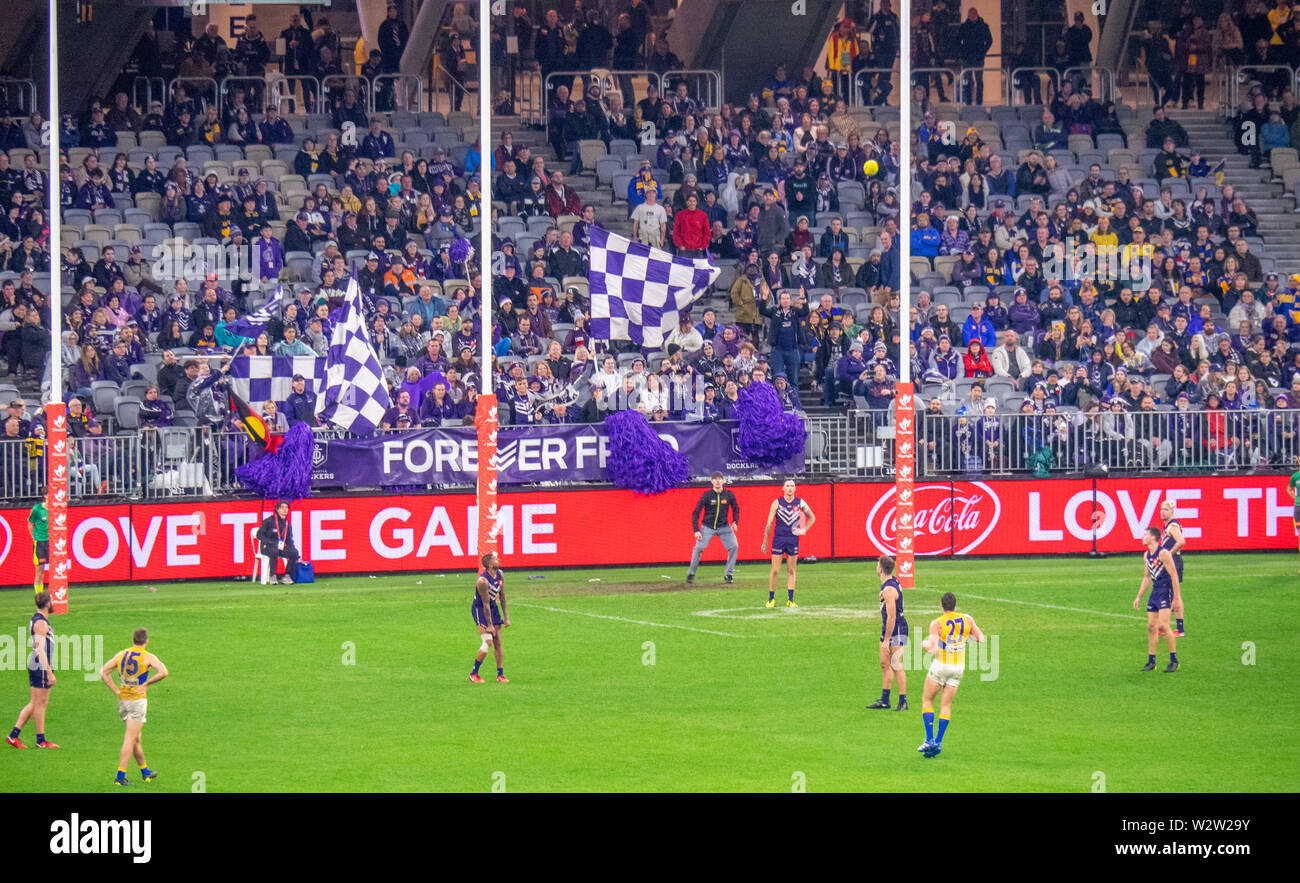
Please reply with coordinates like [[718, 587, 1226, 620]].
[[543, 170, 583, 218], [962, 338, 993, 378], [672, 192, 711, 257]]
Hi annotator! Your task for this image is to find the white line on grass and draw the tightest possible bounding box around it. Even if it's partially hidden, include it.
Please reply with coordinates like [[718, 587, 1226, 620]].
[[512, 602, 756, 637], [909, 587, 1141, 620]]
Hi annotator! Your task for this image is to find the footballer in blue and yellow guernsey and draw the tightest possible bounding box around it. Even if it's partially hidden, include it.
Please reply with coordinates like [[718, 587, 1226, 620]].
[[918, 592, 985, 758], [100, 628, 169, 786]]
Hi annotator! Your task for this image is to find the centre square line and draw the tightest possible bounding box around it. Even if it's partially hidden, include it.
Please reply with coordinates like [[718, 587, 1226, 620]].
[[908, 587, 1142, 621], [512, 602, 866, 638]]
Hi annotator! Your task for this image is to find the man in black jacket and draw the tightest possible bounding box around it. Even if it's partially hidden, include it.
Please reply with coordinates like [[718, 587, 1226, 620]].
[[257, 500, 299, 585], [760, 287, 810, 385], [284, 375, 318, 427], [687, 472, 740, 585], [957, 7, 993, 104]]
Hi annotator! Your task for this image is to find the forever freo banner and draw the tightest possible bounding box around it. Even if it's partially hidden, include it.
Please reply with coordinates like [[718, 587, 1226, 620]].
[[308, 420, 804, 487]]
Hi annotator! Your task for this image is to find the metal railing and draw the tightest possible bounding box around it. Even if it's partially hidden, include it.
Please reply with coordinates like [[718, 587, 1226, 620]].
[[131, 77, 166, 115], [852, 68, 900, 107], [267, 75, 324, 116], [544, 70, 663, 146], [372, 74, 424, 113], [804, 411, 890, 477], [1228, 65, 1296, 110], [1062, 66, 1117, 104], [0, 78, 37, 115], [516, 69, 543, 126], [431, 60, 472, 117], [320, 74, 373, 115], [916, 408, 1300, 476], [955, 67, 1006, 106], [1008, 67, 1061, 106], [169, 77, 220, 111], [668, 70, 724, 112]]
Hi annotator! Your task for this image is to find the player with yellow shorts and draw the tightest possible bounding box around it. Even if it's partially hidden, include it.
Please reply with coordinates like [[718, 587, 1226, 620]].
[[918, 592, 984, 758], [99, 628, 169, 786]]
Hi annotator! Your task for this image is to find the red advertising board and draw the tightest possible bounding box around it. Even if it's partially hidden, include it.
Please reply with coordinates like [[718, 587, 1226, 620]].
[[0, 484, 834, 585], [1, 476, 1290, 586], [832, 475, 1295, 558]]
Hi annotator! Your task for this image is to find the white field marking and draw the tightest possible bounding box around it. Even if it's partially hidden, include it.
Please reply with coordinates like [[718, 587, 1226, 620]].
[[909, 586, 1142, 620], [692, 605, 943, 621], [512, 602, 755, 638]]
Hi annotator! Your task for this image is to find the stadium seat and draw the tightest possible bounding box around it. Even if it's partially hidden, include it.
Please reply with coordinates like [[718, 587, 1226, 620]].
[[114, 397, 143, 431]]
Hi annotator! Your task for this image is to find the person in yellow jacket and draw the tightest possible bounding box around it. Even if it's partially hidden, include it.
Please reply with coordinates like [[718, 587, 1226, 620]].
[[827, 18, 860, 106]]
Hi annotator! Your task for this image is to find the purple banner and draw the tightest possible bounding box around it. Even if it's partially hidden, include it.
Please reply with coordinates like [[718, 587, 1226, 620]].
[[308, 421, 804, 487]]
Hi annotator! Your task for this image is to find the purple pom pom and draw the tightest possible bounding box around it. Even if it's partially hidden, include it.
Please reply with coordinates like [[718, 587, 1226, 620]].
[[449, 236, 473, 263], [235, 422, 315, 501], [735, 382, 805, 467], [604, 409, 688, 496]]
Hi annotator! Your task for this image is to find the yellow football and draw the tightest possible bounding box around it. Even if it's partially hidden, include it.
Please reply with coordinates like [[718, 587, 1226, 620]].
[[863, 159, 879, 176]]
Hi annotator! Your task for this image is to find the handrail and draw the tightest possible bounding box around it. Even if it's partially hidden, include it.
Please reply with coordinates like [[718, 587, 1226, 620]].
[[956, 66, 1008, 106], [852, 68, 899, 107], [265, 75, 323, 116], [320, 74, 373, 116], [168, 76, 220, 110], [544, 70, 663, 145], [432, 59, 471, 116], [1008, 67, 1061, 106], [1062, 66, 1117, 103], [0, 78, 36, 115], [131, 77, 166, 115], [516, 69, 543, 126], [217, 76, 270, 117], [373, 74, 424, 113], [1228, 64, 1295, 110], [665, 70, 723, 112]]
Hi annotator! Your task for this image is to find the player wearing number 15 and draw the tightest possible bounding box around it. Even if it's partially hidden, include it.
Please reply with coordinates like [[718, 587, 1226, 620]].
[[99, 629, 169, 786], [918, 593, 985, 758]]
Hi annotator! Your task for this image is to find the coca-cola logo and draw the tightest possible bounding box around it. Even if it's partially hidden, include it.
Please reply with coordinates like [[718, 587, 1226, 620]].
[[865, 482, 1002, 556], [0, 517, 10, 567]]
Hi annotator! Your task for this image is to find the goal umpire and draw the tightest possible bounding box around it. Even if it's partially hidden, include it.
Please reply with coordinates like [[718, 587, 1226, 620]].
[[687, 472, 740, 585]]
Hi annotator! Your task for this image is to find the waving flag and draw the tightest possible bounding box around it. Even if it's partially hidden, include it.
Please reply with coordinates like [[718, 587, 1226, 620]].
[[316, 278, 391, 437], [588, 227, 719, 347], [229, 354, 324, 406], [228, 284, 288, 339]]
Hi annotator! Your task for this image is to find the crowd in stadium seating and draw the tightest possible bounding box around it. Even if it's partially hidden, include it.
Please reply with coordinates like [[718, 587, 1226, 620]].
[[2, 2, 1300, 489]]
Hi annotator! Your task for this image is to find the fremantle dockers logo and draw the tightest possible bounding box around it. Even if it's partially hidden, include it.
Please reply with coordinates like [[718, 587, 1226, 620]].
[[312, 441, 328, 468], [495, 440, 519, 471]]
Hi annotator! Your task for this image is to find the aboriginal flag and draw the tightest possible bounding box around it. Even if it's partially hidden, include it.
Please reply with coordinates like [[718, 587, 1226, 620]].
[[228, 387, 270, 450]]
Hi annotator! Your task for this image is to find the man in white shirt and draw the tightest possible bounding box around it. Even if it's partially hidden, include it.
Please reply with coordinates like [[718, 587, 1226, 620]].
[[666, 313, 704, 354], [631, 187, 667, 247], [991, 330, 1032, 388]]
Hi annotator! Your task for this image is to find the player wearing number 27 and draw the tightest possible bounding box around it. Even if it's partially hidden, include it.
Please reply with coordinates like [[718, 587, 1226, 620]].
[[918, 592, 985, 758], [100, 628, 169, 786]]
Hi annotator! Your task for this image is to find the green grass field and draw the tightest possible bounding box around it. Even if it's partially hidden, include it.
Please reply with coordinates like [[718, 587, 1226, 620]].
[[2, 554, 1297, 793]]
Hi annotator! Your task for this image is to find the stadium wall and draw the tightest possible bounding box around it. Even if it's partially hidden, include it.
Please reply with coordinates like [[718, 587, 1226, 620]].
[[0, 476, 1292, 586]]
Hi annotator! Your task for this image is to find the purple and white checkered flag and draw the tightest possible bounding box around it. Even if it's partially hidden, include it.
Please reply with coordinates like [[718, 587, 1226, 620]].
[[316, 278, 391, 437], [588, 226, 719, 347]]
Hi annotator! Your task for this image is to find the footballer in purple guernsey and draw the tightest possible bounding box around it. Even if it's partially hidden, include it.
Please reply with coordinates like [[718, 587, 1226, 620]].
[[470, 552, 510, 683], [759, 480, 816, 608], [1159, 500, 1186, 637]]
